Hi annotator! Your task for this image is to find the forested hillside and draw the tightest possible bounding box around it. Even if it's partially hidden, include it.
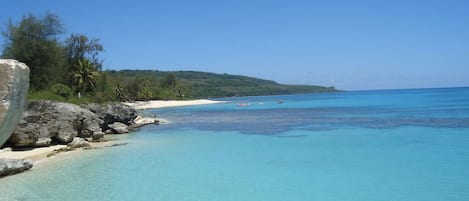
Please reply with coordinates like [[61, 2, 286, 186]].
[[109, 70, 338, 98]]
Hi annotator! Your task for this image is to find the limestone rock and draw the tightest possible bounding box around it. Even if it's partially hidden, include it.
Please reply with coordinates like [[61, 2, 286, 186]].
[[0, 59, 30, 146], [35, 137, 52, 147], [0, 158, 33, 177], [92, 131, 105, 140], [129, 116, 160, 130], [67, 137, 90, 149], [9, 100, 104, 146], [108, 122, 129, 134], [86, 103, 138, 127]]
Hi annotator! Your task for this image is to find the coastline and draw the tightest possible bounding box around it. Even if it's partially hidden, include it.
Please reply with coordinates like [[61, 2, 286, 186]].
[[122, 99, 227, 110], [0, 99, 221, 176], [0, 140, 119, 167], [0, 99, 220, 174]]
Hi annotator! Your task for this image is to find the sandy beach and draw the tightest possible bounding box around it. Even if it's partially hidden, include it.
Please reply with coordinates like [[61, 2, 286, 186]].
[[0, 145, 67, 161], [0, 140, 118, 166], [122, 99, 227, 110]]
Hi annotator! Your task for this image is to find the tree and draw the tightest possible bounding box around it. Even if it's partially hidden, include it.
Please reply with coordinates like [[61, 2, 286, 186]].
[[160, 74, 178, 88], [1, 13, 66, 91], [70, 59, 99, 96], [173, 85, 189, 99], [64, 34, 104, 71], [137, 78, 154, 100]]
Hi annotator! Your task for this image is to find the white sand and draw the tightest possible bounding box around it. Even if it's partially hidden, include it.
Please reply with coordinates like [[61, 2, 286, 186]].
[[0, 140, 116, 165], [0, 145, 66, 161], [122, 99, 227, 110]]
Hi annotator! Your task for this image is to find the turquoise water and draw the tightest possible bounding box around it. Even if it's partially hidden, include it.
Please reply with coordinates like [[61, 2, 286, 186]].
[[1, 87, 469, 201]]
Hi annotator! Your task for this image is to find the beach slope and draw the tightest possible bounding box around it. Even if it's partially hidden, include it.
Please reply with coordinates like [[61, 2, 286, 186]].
[[122, 99, 226, 110]]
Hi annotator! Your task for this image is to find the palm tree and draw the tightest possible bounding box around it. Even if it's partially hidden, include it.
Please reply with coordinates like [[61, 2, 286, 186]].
[[70, 59, 99, 97]]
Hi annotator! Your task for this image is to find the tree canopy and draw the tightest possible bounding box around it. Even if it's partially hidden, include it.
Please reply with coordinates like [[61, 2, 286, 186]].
[[2, 13, 66, 91], [1, 12, 111, 102]]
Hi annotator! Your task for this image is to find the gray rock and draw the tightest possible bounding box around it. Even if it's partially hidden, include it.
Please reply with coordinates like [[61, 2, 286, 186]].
[[108, 122, 129, 134], [35, 137, 53, 147], [131, 116, 160, 129], [9, 101, 104, 146], [67, 137, 90, 149], [92, 131, 105, 140], [0, 158, 33, 177], [86, 103, 137, 126], [0, 59, 30, 146]]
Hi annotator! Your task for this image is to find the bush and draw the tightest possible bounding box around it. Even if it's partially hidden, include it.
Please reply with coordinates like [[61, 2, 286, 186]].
[[51, 83, 72, 99], [28, 91, 67, 102]]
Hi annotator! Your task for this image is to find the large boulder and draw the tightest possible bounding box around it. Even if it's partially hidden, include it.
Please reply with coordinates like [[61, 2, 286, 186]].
[[108, 122, 129, 134], [0, 59, 30, 147], [86, 103, 138, 134], [86, 103, 138, 129], [8, 100, 104, 147], [67, 137, 90, 149], [0, 158, 33, 177]]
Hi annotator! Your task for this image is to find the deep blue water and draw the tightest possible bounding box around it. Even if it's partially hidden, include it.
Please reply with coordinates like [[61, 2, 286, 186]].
[[1, 87, 469, 201]]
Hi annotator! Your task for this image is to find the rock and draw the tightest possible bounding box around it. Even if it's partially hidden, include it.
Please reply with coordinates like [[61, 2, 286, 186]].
[[8, 100, 104, 147], [86, 103, 138, 127], [35, 137, 52, 147], [108, 122, 129, 134], [67, 137, 90, 149], [0, 59, 30, 146], [92, 131, 105, 141], [129, 116, 160, 130], [133, 116, 160, 125], [0, 158, 33, 177]]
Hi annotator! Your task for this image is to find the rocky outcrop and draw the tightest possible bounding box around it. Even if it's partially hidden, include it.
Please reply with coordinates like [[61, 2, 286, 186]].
[[0, 59, 30, 147], [108, 122, 129, 134], [6, 100, 159, 147], [86, 103, 137, 128], [131, 116, 160, 129], [0, 158, 33, 178], [67, 137, 90, 149], [8, 100, 104, 147]]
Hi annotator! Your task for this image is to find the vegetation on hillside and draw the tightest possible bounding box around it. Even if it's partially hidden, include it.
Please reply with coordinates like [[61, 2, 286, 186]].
[[107, 70, 337, 98], [1, 13, 337, 103]]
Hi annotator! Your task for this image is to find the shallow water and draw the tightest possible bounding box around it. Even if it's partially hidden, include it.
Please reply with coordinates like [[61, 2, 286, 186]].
[[1, 87, 469, 201]]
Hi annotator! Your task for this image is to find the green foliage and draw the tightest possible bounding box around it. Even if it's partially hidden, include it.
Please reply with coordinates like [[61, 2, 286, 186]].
[[50, 83, 72, 99], [93, 71, 119, 103], [160, 74, 177, 88], [28, 90, 67, 102], [1, 12, 105, 101], [70, 59, 99, 94], [107, 70, 338, 99], [2, 13, 66, 91], [64, 34, 104, 71]]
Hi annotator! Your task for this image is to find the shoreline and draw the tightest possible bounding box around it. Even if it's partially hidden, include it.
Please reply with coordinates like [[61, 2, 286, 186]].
[[0, 99, 218, 176], [122, 99, 227, 110], [0, 139, 123, 168]]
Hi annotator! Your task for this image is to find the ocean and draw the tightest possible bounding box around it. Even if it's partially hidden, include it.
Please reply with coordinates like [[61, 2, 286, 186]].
[[1, 87, 469, 201]]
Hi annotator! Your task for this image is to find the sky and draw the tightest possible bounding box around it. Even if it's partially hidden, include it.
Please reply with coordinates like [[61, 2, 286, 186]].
[[1, 0, 468, 90]]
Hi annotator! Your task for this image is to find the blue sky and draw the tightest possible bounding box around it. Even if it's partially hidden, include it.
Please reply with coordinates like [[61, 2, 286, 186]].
[[1, 0, 468, 90]]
